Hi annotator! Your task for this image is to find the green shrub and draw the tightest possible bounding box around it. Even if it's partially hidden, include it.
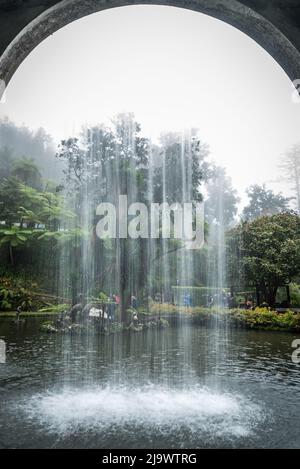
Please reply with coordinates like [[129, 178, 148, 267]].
[[0, 276, 49, 311], [38, 303, 69, 313], [0, 279, 34, 310], [149, 302, 300, 332], [98, 291, 108, 303], [228, 307, 300, 331]]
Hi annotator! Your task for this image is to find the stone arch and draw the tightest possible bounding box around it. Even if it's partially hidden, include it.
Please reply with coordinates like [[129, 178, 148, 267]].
[[0, 0, 300, 96]]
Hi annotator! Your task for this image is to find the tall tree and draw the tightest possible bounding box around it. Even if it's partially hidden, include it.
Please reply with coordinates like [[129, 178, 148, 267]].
[[154, 130, 210, 204], [12, 157, 42, 189], [205, 166, 239, 228], [242, 184, 292, 221], [0, 177, 73, 230], [56, 113, 150, 320], [0, 118, 59, 179], [280, 144, 300, 214], [0, 146, 14, 180], [226, 212, 300, 306]]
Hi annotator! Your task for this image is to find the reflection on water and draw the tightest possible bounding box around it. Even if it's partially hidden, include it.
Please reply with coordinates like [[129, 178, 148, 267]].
[[0, 318, 299, 448]]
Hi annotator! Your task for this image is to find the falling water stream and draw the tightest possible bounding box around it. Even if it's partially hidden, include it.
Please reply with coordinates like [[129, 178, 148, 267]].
[[1, 119, 299, 448]]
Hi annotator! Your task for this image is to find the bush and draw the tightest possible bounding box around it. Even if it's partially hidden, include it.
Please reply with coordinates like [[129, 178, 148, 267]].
[[98, 291, 108, 303], [149, 303, 177, 315], [0, 275, 46, 311], [0, 277, 35, 310], [228, 307, 300, 331], [148, 302, 300, 332], [38, 304, 69, 313]]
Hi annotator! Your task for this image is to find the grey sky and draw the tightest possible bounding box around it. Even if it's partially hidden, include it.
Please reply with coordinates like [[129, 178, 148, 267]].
[[1, 5, 300, 206]]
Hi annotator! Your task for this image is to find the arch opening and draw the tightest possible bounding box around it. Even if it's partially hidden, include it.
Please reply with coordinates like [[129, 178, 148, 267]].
[[1, 3, 300, 450], [1, 0, 300, 94]]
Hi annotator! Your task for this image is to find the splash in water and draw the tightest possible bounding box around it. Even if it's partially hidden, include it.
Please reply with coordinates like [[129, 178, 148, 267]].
[[22, 385, 265, 441]]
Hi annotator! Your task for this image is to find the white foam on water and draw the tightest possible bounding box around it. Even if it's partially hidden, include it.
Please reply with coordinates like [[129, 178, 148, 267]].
[[22, 385, 264, 440]]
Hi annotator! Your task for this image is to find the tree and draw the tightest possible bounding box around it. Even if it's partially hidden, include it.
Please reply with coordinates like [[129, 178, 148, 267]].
[[0, 146, 14, 180], [154, 130, 210, 204], [0, 177, 26, 226], [280, 144, 300, 214], [226, 212, 300, 306], [0, 228, 33, 265], [56, 114, 150, 321], [205, 166, 240, 228], [12, 157, 42, 189], [17, 207, 42, 228], [242, 184, 292, 221], [0, 177, 73, 230], [0, 118, 59, 179]]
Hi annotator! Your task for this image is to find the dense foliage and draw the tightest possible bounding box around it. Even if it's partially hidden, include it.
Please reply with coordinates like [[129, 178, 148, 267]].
[[242, 184, 292, 221], [1, 116, 300, 321], [227, 212, 300, 305]]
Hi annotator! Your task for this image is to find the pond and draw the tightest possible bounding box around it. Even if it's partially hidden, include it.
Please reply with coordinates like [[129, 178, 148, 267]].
[[0, 318, 299, 448]]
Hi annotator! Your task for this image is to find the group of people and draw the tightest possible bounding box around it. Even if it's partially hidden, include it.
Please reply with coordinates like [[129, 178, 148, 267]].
[[61, 293, 119, 325], [207, 292, 236, 309], [62, 292, 141, 325]]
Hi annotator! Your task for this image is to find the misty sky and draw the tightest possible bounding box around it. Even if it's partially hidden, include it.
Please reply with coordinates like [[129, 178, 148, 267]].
[[1, 5, 300, 206]]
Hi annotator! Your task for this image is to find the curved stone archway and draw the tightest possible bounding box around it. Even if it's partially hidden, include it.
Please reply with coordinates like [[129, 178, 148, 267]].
[[0, 0, 300, 93]]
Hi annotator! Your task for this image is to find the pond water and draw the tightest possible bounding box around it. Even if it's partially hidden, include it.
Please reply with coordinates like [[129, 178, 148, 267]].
[[0, 318, 299, 448]]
